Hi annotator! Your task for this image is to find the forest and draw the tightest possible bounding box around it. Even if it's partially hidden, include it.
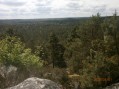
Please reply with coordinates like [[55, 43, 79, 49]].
[[0, 12, 119, 89]]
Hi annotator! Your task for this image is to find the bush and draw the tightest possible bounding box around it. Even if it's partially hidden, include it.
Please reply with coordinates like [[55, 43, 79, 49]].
[[0, 36, 43, 70], [0, 36, 43, 88]]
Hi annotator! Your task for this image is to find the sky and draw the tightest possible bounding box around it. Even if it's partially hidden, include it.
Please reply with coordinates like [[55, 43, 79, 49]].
[[0, 0, 119, 19]]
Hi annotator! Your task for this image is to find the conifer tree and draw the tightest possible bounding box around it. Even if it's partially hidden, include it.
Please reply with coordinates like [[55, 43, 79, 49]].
[[49, 33, 66, 68]]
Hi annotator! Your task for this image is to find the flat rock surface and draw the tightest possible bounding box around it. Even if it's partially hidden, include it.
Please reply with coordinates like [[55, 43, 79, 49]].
[[6, 77, 62, 89]]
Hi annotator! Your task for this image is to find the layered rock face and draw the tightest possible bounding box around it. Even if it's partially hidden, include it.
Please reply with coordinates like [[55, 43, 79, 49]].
[[6, 77, 63, 89]]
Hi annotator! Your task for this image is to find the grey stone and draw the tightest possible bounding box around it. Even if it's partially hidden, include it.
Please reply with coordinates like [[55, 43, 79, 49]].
[[104, 83, 119, 89], [6, 77, 63, 89], [0, 65, 17, 78]]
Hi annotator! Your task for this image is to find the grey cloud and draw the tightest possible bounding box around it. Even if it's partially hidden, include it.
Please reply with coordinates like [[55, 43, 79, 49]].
[[33, 0, 52, 14], [35, 0, 51, 6], [81, 5, 107, 13], [93, 5, 107, 12], [103, 7, 119, 15], [0, 13, 7, 16], [67, 3, 80, 8], [35, 3, 45, 7], [0, 0, 119, 19], [0, 1, 26, 6], [66, 2, 82, 11], [36, 6, 51, 14], [0, 9, 9, 12], [107, 7, 119, 12]]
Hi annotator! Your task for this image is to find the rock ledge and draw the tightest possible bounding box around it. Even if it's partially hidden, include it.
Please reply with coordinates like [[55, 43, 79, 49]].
[[6, 77, 62, 89]]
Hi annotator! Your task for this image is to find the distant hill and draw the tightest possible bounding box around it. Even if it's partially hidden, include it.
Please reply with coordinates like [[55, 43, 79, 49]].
[[0, 17, 89, 25]]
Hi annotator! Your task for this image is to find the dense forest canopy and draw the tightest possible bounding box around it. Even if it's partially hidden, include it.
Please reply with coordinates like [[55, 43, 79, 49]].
[[0, 12, 119, 89]]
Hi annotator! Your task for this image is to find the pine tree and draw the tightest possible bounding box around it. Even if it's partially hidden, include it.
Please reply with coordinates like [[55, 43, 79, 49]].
[[112, 10, 119, 55], [49, 33, 66, 68]]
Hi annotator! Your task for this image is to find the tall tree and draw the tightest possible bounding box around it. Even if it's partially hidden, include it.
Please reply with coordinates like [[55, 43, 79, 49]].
[[112, 11, 119, 55], [49, 33, 66, 68]]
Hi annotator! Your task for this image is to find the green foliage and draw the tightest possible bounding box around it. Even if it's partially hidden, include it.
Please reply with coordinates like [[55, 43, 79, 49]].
[[66, 12, 119, 89], [6, 29, 15, 37], [65, 38, 82, 73], [0, 12, 119, 89], [49, 33, 67, 68], [35, 44, 47, 60], [0, 36, 43, 71]]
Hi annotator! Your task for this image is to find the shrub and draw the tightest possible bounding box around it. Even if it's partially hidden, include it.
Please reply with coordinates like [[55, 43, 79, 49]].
[[0, 36, 43, 70], [0, 36, 43, 88]]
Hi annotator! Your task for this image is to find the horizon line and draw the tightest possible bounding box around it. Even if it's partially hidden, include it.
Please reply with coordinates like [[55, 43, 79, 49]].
[[0, 15, 116, 20]]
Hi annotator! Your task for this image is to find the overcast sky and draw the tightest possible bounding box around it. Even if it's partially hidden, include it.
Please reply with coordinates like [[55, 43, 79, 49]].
[[0, 0, 119, 19]]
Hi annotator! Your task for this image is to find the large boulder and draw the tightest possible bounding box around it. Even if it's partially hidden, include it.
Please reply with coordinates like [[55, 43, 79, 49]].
[[104, 83, 119, 89], [6, 77, 63, 89]]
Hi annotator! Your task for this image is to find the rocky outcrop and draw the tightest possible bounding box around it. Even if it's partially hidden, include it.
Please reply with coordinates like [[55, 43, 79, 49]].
[[6, 77, 63, 89], [104, 83, 119, 89]]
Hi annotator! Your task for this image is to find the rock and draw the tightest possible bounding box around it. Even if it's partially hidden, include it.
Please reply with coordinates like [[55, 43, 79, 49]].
[[104, 83, 119, 89], [0, 65, 17, 78], [6, 77, 63, 89]]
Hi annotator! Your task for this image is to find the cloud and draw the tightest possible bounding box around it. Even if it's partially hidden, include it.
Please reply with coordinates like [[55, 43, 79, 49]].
[[80, 5, 106, 13], [0, 8, 9, 12], [0, 0, 26, 6], [0, 0, 119, 19]]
